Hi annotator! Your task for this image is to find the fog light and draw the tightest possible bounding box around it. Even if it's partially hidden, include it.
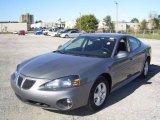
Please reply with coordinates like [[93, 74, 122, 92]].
[[56, 98, 73, 110]]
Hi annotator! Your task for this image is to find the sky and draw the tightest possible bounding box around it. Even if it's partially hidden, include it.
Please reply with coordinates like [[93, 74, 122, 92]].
[[0, 0, 160, 22]]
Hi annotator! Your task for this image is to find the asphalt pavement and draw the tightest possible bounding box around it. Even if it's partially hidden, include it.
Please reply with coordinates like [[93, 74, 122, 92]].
[[0, 34, 160, 120]]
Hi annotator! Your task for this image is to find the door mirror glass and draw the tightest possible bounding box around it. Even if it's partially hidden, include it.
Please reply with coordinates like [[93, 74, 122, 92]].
[[116, 51, 128, 59]]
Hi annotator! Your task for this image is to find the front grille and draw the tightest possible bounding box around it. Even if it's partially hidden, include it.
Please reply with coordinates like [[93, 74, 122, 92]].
[[26, 100, 50, 107], [17, 75, 35, 89], [17, 76, 23, 87], [22, 79, 35, 89]]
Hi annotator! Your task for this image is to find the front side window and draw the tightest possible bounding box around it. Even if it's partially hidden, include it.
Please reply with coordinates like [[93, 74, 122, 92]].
[[128, 37, 140, 51], [58, 36, 116, 58], [116, 38, 130, 55]]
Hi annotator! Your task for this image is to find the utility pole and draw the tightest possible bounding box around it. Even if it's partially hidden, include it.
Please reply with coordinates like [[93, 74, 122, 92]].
[[114, 1, 118, 32], [0, 24, 2, 32], [79, 12, 82, 31]]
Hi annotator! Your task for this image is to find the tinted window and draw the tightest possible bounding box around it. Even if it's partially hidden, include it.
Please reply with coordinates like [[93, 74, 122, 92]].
[[71, 31, 77, 33], [117, 38, 129, 53], [128, 37, 140, 51], [58, 36, 116, 58]]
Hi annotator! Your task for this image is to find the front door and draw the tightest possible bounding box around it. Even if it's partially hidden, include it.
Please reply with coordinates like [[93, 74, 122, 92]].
[[111, 37, 133, 85]]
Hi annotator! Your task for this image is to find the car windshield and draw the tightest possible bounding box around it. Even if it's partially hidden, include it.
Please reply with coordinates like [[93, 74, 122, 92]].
[[57, 36, 116, 58]]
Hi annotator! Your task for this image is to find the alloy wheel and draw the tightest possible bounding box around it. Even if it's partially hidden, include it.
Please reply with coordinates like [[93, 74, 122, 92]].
[[94, 82, 107, 106]]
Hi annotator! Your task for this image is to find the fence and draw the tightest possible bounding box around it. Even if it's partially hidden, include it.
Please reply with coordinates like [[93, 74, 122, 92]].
[[124, 30, 160, 40], [98, 29, 160, 40], [120, 29, 160, 40]]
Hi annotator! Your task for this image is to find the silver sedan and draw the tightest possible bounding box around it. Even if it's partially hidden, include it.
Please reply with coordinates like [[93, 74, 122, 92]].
[[10, 33, 151, 111], [60, 30, 82, 38]]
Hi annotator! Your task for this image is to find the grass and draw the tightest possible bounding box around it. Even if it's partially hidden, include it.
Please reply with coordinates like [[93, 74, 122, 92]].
[[0, 32, 12, 34], [130, 33, 160, 40]]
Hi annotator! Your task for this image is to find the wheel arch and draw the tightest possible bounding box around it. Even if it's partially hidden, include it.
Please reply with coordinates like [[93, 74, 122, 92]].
[[146, 56, 151, 64], [87, 73, 112, 110], [100, 73, 112, 93]]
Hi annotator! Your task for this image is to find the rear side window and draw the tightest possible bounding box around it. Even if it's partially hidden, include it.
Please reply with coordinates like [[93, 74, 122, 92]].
[[128, 37, 140, 51], [71, 31, 77, 33]]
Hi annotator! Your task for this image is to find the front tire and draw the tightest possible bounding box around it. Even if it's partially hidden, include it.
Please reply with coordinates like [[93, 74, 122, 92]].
[[88, 76, 109, 111]]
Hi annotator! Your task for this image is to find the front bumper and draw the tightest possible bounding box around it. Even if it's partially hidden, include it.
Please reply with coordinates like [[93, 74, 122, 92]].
[[10, 73, 92, 110]]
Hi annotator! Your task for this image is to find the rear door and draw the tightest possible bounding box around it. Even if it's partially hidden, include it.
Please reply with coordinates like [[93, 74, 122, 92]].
[[127, 36, 145, 74]]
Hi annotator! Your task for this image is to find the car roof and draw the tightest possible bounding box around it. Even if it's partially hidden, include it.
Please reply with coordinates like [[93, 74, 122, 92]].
[[80, 33, 131, 39]]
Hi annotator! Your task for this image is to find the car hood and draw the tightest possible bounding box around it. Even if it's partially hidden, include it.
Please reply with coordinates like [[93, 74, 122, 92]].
[[18, 52, 108, 80]]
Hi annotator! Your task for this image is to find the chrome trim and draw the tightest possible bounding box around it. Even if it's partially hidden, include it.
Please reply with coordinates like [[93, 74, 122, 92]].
[[16, 75, 20, 87], [15, 73, 50, 90], [15, 73, 38, 89], [21, 77, 26, 88]]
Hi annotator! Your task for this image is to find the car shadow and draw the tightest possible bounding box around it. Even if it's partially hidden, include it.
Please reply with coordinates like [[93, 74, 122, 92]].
[[45, 64, 160, 116]]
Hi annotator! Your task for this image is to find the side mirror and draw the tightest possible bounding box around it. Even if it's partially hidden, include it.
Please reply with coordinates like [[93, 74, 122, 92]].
[[58, 45, 62, 50], [116, 51, 128, 59]]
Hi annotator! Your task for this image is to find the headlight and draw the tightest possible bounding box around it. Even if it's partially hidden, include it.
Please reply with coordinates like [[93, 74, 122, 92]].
[[40, 75, 80, 90]]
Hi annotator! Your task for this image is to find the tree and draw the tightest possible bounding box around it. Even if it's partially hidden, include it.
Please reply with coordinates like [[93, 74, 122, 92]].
[[153, 18, 159, 29], [149, 11, 158, 19], [148, 11, 160, 29], [140, 19, 147, 30], [148, 13, 160, 30], [103, 15, 114, 30], [131, 18, 139, 23], [75, 14, 99, 32]]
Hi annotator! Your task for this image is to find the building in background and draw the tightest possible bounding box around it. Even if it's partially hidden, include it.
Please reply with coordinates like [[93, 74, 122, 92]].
[[114, 22, 140, 32], [97, 21, 140, 32], [0, 21, 27, 32], [19, 13, 34, 24], [31, 22, 65, 29], [31, 22, 56, 29], [65, 21, 76, 29], [19, 13, 34, 30]]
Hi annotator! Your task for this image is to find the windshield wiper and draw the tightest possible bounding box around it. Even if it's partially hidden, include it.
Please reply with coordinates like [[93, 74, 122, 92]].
[[64, 52, 94, 57]]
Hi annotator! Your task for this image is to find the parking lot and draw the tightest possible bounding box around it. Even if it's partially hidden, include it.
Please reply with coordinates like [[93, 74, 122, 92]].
[[0, 34, 160, 120]]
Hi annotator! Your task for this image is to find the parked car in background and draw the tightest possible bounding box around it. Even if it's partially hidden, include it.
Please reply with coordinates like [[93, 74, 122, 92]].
[[13, 31, 18, 34], [60, 30, 82, 38], [10, 33, 151, 111], [34, 30, 43, 35], [48, 27, 64, 36], [57, 29, 79, 37], [48, 29, 58, 36], [43, 29, 53, 35], [56, 29, 67, 37], [18, 30, 25, 35], [43, 27, 64, 36], [49, 29, 64, 37]]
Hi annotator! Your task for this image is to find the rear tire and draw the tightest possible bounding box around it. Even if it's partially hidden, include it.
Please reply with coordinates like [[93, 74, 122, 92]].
[[141, 59, 150, 78], [65, 35, 69, 38], [88, 76, 109, 111]]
